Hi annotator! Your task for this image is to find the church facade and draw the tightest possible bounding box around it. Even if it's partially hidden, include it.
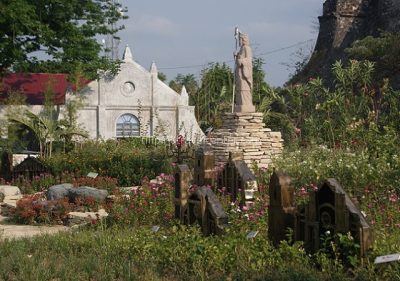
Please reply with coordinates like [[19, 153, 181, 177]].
[[0, 46, 204, 143]]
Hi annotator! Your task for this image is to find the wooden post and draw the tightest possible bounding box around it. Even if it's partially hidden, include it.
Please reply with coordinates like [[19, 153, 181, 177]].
[[174, 164, 192, 223]]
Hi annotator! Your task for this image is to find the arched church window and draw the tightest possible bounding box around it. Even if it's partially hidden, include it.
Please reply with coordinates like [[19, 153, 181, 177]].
[[116, 114, 140, 137]]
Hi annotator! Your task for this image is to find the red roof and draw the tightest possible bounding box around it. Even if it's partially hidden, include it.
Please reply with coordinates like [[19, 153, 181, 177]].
[[0, 73, 91, 105]]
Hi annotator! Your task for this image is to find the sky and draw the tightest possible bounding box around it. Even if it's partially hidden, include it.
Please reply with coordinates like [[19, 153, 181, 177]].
[[116, 0, 323, 87]]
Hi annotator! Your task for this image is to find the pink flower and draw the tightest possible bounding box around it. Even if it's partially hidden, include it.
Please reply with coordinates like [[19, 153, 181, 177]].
[[299, 187, 307, 196], [176, 135, 185, 148], [242, 206, 249, 212], [389, 192, 398, 203]]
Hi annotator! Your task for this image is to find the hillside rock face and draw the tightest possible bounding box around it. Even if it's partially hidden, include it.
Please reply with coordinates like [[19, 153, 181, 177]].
[[294, 0, 400, 86]]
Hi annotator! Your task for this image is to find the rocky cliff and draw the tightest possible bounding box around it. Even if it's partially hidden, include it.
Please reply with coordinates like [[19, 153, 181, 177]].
[[292, 0, 400, 86]]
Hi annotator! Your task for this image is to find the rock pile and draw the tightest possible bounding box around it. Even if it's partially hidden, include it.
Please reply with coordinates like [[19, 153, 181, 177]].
[[209, 112, 283, 169]]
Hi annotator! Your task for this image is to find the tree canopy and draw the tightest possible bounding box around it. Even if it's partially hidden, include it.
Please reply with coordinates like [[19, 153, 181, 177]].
[[0, 0, 127, 79]]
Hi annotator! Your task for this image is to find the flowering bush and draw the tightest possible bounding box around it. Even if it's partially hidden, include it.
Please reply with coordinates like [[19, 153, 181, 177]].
[[72, 176, 118, 192], [7, 173, 59, 194], [13, 194, 71, 225], [2, 172, 119, 194], [269, 145, 400, 232], [106, 173, 174, 226]]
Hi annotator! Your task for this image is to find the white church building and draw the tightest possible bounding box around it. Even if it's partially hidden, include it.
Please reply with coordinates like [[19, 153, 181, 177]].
[[76, 46, 204, 141], [0, 46, 204, 143]]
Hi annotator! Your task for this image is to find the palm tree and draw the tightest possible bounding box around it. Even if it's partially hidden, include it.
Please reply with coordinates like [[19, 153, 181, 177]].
[[9, 108, 87, 158]]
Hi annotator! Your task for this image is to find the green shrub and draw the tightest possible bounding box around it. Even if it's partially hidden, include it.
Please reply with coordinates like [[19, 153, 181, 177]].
[[5, 172, 119, 194], [44, 138, 173, 186]]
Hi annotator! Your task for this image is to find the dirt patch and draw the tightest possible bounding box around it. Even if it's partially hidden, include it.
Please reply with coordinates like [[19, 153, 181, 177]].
[[0, 215, 69, 240]]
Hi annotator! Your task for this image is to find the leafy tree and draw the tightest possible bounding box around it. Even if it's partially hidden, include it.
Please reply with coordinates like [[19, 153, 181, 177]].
[[252, 57, 274, 108], [0, 0, 127, 79], [197, 63, 233, 129], [169, 74, 199, 98], [346, 32, 400, 83], [157, 72, 167, 82]]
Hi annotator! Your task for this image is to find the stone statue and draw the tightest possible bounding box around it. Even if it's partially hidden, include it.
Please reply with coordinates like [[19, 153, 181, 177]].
[[234, 32, 255, 113]]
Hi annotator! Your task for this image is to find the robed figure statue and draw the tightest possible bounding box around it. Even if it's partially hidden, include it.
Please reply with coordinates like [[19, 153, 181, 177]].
[[234, 32, 255, 113]]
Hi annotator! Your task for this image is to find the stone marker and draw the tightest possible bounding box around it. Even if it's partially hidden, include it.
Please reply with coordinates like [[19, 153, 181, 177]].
[[152, 225, 160, 233], [247, 230, 259, 239], [187, 186, 228, 235], [374, 253, 400, 264], [268, 171, 296, 246], [174, 164, 191, 223], [268, 171, 374, 257]]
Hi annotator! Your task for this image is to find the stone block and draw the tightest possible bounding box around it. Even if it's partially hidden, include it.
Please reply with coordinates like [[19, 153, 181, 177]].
[[0, 186, 21, 197], [67, 209, 108, 226], [68, 186, 109, 202], [47, 183, 73, 200]]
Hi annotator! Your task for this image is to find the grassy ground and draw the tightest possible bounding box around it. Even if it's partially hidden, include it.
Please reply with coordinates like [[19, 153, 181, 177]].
[[0, 222, 399, 281]]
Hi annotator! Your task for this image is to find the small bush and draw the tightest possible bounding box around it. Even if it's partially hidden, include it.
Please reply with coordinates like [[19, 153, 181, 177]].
[[13, 194, 71, 225], [44, 139, 173, 186]]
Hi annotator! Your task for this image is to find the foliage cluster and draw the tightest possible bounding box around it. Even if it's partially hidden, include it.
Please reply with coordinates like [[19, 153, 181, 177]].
[[271, 145, 400, 229], [12, 194, 71, 225], [0, 0, 127, 79], [5, 172, 118, 194], [346, 32, 400, 83], [168, 58, 271, 130], [12, 190, 102, 225], [44, 138, 173, 186], [105, 173, 174, 227], [261, 60, 400, 147]]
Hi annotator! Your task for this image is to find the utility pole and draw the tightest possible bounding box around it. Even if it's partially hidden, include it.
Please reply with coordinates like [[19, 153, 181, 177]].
[[104, 0, 122, 60]]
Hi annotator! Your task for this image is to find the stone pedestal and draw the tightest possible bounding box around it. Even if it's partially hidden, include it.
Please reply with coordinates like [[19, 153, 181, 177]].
[[209, 112, 283, 169]]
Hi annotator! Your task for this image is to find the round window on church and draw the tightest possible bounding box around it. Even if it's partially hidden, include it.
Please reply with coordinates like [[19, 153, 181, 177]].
[[116, 114, 140, 138], [121, 81, 135, 95]]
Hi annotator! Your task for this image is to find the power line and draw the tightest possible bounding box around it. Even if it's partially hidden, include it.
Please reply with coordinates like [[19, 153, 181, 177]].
[[159, 63, 209, 70], [158, 39, 315, 71], [256, 39, 314, 56]]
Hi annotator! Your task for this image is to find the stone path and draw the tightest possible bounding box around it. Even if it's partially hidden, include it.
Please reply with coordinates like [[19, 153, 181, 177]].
[[0, 215, 69, 240]]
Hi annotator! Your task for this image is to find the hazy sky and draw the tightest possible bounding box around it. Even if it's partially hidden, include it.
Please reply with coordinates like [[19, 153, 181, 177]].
[[116, 0, 323, 86]]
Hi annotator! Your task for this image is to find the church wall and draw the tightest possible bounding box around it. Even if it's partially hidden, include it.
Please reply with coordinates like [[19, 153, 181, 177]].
[[100, 62, 152, 107], [153, 80, 180, 107], [152, 107, 177, 140], [78, 107, 98, 139]]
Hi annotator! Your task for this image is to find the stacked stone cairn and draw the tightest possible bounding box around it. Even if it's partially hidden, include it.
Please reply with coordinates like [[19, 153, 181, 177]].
[[209, 112, 283, 169]]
